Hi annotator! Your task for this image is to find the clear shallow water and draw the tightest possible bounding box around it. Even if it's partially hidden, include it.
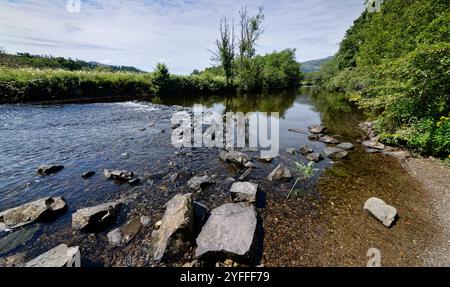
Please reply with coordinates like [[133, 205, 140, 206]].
[[0, 88, 359, 263]]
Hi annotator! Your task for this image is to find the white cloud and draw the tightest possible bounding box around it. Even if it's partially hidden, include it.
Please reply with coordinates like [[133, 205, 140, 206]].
[[0, 0, 366, 74]]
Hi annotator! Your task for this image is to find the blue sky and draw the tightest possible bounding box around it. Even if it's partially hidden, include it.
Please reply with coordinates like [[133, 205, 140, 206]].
[[0, 0, 366, 74]]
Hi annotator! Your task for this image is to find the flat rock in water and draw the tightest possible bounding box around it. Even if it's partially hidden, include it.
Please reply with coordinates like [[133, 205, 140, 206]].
[[0, 197, 66, 231], [152, 193, 193, 261], [364, 197, 397, 228], [37, 165, 64, 175], [362, 141, 385, 150], [107, 216, 142, 245], [336, 143, 354, 150], [308, 125, 326, 134], [24, 244, 80, 267], [300, 145, 314, 155], [82, 171, 96, 179], [103, 169, 134, 181], [219, 151, 250, 166], [288, 128, 307, 134], [306, 153, 323, 162], [319, 135, 340, 144], [323, 147, 348, 159], [268, 164, 292, 181], [195, 203, 257, 261], [230, 182, 259, 203], [72, 200, 123, 232], [188, 175, 214, 192]]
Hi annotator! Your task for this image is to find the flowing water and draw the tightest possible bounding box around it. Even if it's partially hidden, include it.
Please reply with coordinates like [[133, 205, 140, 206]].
[[0, 88, 436, 266]]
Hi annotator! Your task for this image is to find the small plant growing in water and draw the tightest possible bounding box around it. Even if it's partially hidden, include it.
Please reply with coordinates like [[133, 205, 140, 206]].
[[286, 162, 319, 200]]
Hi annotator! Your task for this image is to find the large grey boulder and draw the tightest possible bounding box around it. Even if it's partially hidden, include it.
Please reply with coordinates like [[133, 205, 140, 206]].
[[107, 216, 142, 245], [37, 165, 64, 175], [219, 150, 250, 166], [195, 203, 257, 262], [364, 197, 397, 228], [323, 147, 348, 159], [25, 244, 80, 267], [230, 182, 259, 203], [0, 197, 66, 231], [268, 164, 292, 181], [152, 193, 194, 261], [188, 175, 214, 192], [72, 201, 123, 232]]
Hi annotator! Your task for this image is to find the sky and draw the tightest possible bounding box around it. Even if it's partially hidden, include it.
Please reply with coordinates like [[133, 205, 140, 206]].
[[0, 0, 366, 74]]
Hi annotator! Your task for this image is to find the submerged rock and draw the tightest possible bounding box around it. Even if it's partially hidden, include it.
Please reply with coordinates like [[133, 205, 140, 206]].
[[308, 125, 326, 134], [319, 135, 340, 144], [239, 168, 253, 181], [268, 164, 292, 181], [37, 165, 64, 175], [107, 216, 142, 245], [323, 147, 348, 159], [152, 193, 194, 261], [308, 134, 322, 141], [24, 244, 80, 267], [306, 153, 323, 162], [300, 145, 314, 155], [364, 197, 397, 228], [0, 197, 66, 231], [286, 148, 297, 154], [336, 143, 354, 150], [0, 225, 40, 255], [82, 171, 96, 179], [230, 182, 259, 203], [219, 150, 250, 166], [72, 200, 123, 232], [188, 175, 214, 192], [128, 178, 141, 186], [195, 203, 257, 262]]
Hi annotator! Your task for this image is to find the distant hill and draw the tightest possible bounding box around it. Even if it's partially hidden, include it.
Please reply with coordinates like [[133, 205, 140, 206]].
[[301, 56, 334, 73], [0, 52, 143, 73]]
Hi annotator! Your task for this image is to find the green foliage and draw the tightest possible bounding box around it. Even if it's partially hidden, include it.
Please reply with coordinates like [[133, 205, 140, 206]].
[[0, 52, 142, 73], [287, 161, 318, 199], [318, 0, 450, 157], [252, 49, 303, 90], [0, 67, 229, 103]]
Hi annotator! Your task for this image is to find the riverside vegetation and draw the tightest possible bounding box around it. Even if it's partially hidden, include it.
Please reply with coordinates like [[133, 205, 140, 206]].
[[311, 0, 449, 158]]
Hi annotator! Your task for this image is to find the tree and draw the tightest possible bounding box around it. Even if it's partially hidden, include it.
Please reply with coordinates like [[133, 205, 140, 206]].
[[210, 17, 235, 85], [237, 6, 265, 91], [152, 62, 170, 94]]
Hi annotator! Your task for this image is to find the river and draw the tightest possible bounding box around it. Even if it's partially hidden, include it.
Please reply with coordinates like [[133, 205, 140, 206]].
[[0, 88, 439, 266]]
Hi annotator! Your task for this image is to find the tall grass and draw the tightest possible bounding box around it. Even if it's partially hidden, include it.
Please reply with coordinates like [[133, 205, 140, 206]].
[[0, 68, 229, 103]]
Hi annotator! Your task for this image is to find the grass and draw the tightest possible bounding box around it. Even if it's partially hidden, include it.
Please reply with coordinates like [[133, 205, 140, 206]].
[[0, 67, 229, 103]]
